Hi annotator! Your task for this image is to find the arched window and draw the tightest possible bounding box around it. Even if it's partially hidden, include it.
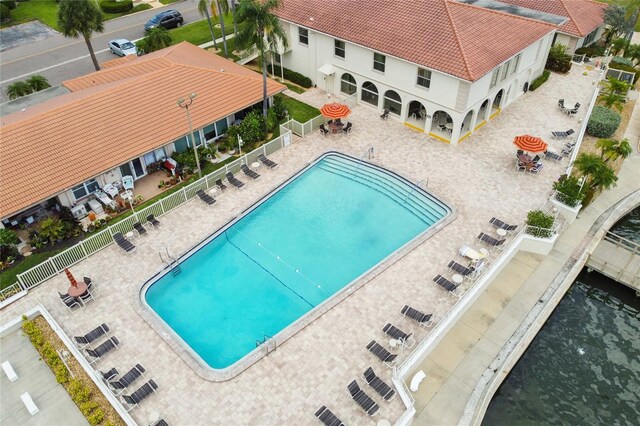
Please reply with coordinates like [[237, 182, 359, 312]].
[[340, 73, 357, 95], [383, 90, 402, 115], [361, 81, 379, 106]]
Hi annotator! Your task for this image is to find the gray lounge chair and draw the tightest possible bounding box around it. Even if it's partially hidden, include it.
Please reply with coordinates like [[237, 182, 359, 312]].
[[346, 380, 379, 416], [447, 261, 473, 276], [433, 274, 459, 293], [100, 367, 118, 381], [60, 293, 81, 311], [241, 164, 260, 180], [545, 150, 563, 162], [478, 232, 506, 248], [319, 124, 329, 136], [380, 108, 389, 120], [108, 364, 145, 395], [551, 129, 574, 139], [401, 305, 433, 328], [74, 323, 110, 349], [257, 154, 278, 169], [215, 179, 227, 191], [342, 122, 352, 134], [83, 276, 95, 292], [121, 379, 157, 411], [85, 337, 120, 364], [133, 222, 147, 236], [382, 323, 415, 348], [146, 214, 160, 228], [314, 406, 345, 426], [113, 232, 136, 254], [196, 189, 216, 206], [489, 217, 518, 233], [226, 172, 245, 189], [362, 367, 396, 401], [366, 340, 397, 367]]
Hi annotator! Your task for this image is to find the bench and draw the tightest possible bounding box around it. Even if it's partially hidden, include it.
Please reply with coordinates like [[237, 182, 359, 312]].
[[410, 370, 426, 392], [2, 361, 18, 382], [20, 392, 39, 415]]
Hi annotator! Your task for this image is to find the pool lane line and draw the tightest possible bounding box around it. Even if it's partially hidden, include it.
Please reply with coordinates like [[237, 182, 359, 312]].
[[223, 230, 315, 309]]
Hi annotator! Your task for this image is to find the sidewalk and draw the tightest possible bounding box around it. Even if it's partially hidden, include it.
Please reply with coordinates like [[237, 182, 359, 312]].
[[408, 101, 640, 424]]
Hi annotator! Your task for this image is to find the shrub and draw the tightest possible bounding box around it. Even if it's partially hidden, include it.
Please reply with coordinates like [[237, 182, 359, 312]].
[[226, 110, 267, 146], [0, 244, 18, 263], [266, 108, 278, 133], [39, 217, 65, 243], [99, 0, 132, 13], [608, 61, 640, 84], [525, 210, 555, 238], [546, 44, 572, 73], [0, 0, 16, 10], [0, 4, 10, 21], [611, 56, 634, 67], [0, 228, 19, 246], [68, 380, 92, 403], [80, 401, 99, 416], [267, 64, 312, 88], [272, 95, 287, 120], [87, 409, 104, 426], [587, 106, 621, 138], [529, 70, 550, 91], [575, 45, 606, 58], [553, 175, 586, 208], [130, 3, 152, 13]]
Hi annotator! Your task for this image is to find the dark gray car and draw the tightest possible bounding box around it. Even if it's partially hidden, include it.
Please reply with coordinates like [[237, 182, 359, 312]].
[[144, 10, 184, 31]]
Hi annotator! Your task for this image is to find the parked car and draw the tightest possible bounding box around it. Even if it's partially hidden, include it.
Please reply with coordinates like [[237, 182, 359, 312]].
[[144, 10, 184, 31], [108, 39, 138, 57]]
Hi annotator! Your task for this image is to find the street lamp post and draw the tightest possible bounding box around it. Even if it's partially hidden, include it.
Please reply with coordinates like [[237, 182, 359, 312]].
[[177, 93, 202, 179], [238, 135, 244, 156]]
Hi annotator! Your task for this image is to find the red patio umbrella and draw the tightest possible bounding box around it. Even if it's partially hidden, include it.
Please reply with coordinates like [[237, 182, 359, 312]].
[[320, 102, 351, 119], [513, 135, 548, 153], [65, 268, 78, 287]]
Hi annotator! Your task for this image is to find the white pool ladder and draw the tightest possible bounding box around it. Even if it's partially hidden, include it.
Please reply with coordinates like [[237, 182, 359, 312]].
[[256, 335, 277, 355], [159, 248, 181, 276]]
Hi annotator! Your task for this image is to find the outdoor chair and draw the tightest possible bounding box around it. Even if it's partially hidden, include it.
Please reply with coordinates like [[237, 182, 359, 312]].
[[557, 99, 565, 110], [545, 150, 563, 162], [366, 340, 397, 367], [528, 163, 544, 174], [433, 274, 460, 294], [109, 364, 145, 395], [551, 129, 574, 139], [478, 232, 506, 248], [122, 175, 134, 191], [532, 155, 541, 164], [319, 124, 329, 136], [152, 420, 168, 426], [226, 172, 245, 189], [561, 144, 575, 156], [315, 405, 345, 426], [113, 232, 136, 254], [447, 261, 473, 276], [241, 164, 261, 180], [257, 154, 278, 169], [60, 293, 81, 311], [342, 122, 352, 134], [133, 222, 147, 237], [382, 323, 415, 348], [74, 323, 109, 349], [327, 119, 333, 125], [85, 336, 120, 364], [566, 103, 580, 117], [516, 149, 524, 156], [121, 379, 158, 412], [516, 160, 527, 173], [196, 189, 216, 206], [401, 305, 433, 328], [146, 214, 160, 228], [100, 367, 119, 382], [362, 367, 396, 401], [489, 217, 518, 233], [215, 179, 228, 191], [346, 380, 379, 416], [83, 276, 95, 292], [380, 108, 389, 120]]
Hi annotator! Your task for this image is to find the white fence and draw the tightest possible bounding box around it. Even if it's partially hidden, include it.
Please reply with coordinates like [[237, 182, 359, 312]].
[[605, 67, 636, 85], [0, 115, 324, 302]]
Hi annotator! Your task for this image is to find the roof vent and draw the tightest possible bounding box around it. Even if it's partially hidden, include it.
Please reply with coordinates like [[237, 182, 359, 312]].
[[309, 17, 314, 21], [21, 108, 26, 112], [220, 68, 225, 72]]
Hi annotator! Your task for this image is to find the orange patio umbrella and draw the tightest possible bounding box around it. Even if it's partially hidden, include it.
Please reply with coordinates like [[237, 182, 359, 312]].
[[320, 102, 351, 119], [513, 135, 548, 153], [65, 268, 78, 287]]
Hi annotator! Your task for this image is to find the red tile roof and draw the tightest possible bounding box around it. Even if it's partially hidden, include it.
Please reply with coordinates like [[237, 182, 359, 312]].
[[276, 0, 555, 81], [496, 0, 606, 37], [0, 42, 286, 219]]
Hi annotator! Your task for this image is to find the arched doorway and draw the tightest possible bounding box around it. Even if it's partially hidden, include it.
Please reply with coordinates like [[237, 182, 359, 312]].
[[460, 110, 474, 141], [430, 110, 454, 139], [492, 89, 504, 114], [383, 90, 402, 115], [477, 99, 490, 128], [340, 73, 357, 95], [406, 100, 427, 130], [361, 81, 379, 107]]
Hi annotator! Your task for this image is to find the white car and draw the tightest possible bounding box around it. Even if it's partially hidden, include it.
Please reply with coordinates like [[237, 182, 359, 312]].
[[108, 39, 138, 57]]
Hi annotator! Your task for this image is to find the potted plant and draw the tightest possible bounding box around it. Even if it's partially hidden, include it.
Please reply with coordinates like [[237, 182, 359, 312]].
[[88, 211, 97, 222], [525, 210, 555, 238]]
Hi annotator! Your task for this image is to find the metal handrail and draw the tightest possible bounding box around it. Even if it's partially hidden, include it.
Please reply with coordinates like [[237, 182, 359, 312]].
[[403, 178, 428, 204], [353, 146, 374, 175]]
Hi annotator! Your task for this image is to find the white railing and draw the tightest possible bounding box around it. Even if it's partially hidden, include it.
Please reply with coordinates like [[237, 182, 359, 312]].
[[1, 115, 318, 303], [571, 53, 586, 64], [605, 67, 636, 85], [342, 91, 359, 108]]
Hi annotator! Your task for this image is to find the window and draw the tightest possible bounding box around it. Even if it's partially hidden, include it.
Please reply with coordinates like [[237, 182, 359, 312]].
[[417, 68, 432, 89], [500, 61, 510, 81], [186, 131, 202, 147], [583, 29, 597, 46], [174, 136, 189, 153], [509, 54, 521, 76], [383, 90, 402, 115], [203, 118, 229, 142], [361, 81, 379, 106], [299, 27, 308, 45], [340, 73, 357, 95], [489, 69, 499, 89], [334, 39, 345, 58], [373, 53, 386, 72], [72, 178, 99, 200]]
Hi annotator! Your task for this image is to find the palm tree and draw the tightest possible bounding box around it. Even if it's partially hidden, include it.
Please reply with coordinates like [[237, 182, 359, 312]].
[[198, 0, 218, 49], [6, 81, 33, 100], [143, 27, 172, 53], [212, 0, 229, 58], [26, 75, 51, 92], [236, 0, 289, 117], [57, 0, 104, 71], [599, 92, 626, 111], [574, 153, 618, 192], [595, 138, 633, 163], [230, 0, 238, 40]]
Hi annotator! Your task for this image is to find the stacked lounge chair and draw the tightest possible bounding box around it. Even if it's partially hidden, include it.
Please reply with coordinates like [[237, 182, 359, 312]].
[[108, 364, 145, 395], [314, 406, 345, 426], [346, 380, 379, 416], [196, 189, 216, 206], [382, 323, 415, 348], [133, 222, 147, 237], [113, 232, 136, 254], [74, 323, 110, 349], [545, 150, 563, 162], [257, 154, 278, 169], [85, 336, 120, 364], [478, 232, 506, 248], [401, 305, 433, 328], [551, 129, 574, 139], [241, 164, 261, 180], [362, 367, 396, 401], [489, 217, 518, 233], [226, 172, 245, 189], [366, 340, 397, 367], [121, 379, 158, 411], [146, 214, 160, 228]]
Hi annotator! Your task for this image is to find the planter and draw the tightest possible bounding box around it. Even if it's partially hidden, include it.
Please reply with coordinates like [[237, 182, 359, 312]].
[[551, 197, 582, 224], [521, 232, 558, 255]]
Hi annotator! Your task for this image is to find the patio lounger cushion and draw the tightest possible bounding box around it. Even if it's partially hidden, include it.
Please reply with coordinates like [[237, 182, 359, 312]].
[[196, 190, 216, 206], [258, 154, 278, 169], [241, 164, 261, 180], [363, 367, 396, 401], [315, 406, 345, 426], [2, 361, 18, 382], [20, 392, 39, 415], [347, 380, 379, 416]]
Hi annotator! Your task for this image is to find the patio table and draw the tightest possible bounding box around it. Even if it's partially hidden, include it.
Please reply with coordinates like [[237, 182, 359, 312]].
[[68, 282, 88, 298], [328, 122, 344, 134]]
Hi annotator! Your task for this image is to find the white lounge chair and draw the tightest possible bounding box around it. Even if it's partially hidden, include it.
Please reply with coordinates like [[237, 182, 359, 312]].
[[2, 361, 18, 382], [21, 392, 39, 415]]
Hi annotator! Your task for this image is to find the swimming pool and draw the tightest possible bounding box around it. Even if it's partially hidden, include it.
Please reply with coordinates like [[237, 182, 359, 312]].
[[143, 152, 451, 374]]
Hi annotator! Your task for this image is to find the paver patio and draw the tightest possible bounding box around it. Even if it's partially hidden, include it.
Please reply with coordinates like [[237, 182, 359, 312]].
[[0, 64, 601, 425]]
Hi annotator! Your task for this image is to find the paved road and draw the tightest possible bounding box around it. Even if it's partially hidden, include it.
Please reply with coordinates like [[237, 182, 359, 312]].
[[0, 0, 202, 103]]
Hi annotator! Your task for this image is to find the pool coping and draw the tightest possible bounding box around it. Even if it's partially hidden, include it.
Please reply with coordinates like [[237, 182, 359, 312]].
[[133, 150, 457, 382]]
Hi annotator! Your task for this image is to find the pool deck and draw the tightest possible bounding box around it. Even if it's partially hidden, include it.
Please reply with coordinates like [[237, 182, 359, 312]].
[[0, 64, 606, 425]]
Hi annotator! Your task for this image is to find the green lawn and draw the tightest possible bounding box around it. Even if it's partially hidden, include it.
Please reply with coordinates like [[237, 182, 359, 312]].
[[159, 0, 182, 4], [279, 94, 321, 123], [1, 248, 65, 290], [168, 13, 236, 46]]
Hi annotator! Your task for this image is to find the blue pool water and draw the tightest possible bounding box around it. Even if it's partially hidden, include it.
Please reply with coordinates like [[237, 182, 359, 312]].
[[144, 153, 450, 369]]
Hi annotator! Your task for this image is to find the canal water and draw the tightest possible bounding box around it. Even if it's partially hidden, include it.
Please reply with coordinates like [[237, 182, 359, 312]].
[[483, 208, 640, 426]]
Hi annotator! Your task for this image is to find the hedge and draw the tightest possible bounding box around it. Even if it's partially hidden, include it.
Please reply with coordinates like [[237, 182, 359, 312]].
[[0, 0, 16, 10], [267, 64, 312, 88], [608, 61, 640, 84], [545, 57, 572, 73], [611, 56, 634, 67], [529, 70, 550, 91], [574, 45, 605, 58], [586, 106, 621, 138], [99, 0, 133, 13], [0, 4, 10, 20]]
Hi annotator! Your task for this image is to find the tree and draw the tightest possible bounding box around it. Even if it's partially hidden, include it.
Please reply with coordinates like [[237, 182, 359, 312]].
[[574, 153, 618, 192], [57, 0, 104, 71], [26, 75, 51, 92], [604, 5, 633, 42], [599, 91, 626, 111], [609, 37, 629, 56], [599, 77, 629, 111], [230, 0, 238, 40], [595, 138, 633, 163], [212, 0, 230, 59], [198, 0, 218, 49], [6, 81, 33, 100], [141, 27, 172, 53], [236, 0, 289, 117]]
